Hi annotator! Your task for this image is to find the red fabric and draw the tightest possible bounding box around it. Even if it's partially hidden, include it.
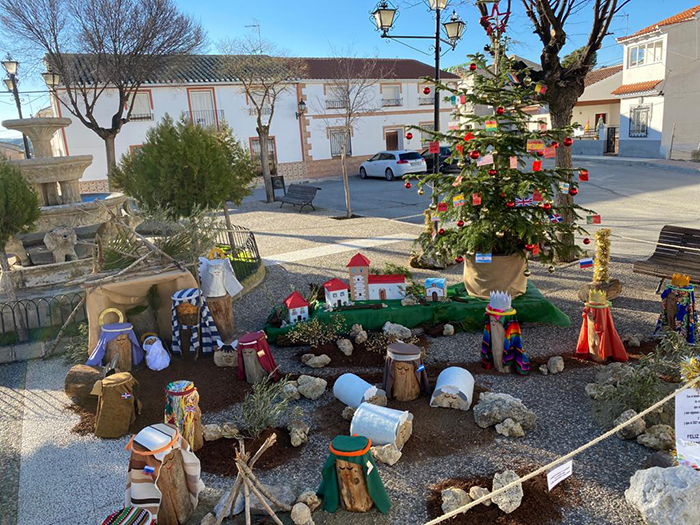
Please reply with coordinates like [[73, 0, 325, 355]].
[[237, 331, 279, 381], [575, 306, 628, 362]]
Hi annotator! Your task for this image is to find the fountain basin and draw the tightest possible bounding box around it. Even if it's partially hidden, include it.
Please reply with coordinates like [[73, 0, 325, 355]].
[[2, 117, 72, 158], [10, 155, 93, 206], [36, 193, 128, 232]]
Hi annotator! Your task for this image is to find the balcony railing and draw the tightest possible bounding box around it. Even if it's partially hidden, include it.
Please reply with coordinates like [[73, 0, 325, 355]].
[[326, 99, 346, 109], [418, 96, 435, 106], [382, 98, 403, 107], [129, 112, 154, 121], [248, 107, 272, 116], [188, 109, 225, 128]]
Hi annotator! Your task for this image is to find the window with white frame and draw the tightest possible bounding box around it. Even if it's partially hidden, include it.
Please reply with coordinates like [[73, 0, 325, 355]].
[[129, 92, 152, 121], [420, 123, 435, 146], [382, 85, 402, 107], [629, 105, 650, 138], [330, 129, 352, 157], [627, 40, 663, 68]]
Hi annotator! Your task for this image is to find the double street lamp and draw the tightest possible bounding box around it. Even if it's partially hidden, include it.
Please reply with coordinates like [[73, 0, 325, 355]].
[[2, 56, 31, 159]]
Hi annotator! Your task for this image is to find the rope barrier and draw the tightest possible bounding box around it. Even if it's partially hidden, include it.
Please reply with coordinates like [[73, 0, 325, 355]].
[[424, 375, 700, 525]]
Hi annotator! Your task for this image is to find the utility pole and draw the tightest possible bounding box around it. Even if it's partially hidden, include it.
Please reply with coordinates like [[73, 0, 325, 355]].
[[2, 57, 31, 159]]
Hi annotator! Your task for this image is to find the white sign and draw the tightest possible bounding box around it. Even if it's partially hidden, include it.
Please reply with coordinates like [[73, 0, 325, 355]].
[[547, 460, 573, 491], [675, 389, 700, 469]]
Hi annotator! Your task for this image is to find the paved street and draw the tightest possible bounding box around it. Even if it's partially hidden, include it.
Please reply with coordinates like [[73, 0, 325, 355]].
[[246, 158, 700, 258]]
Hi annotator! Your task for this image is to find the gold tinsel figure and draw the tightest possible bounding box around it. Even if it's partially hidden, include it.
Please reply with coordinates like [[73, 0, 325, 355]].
[[593, 228, 611, 283], [681, 356, 700, 383]]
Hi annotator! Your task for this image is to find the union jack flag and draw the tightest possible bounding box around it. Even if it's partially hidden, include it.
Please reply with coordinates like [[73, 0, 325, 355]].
[[549, 214, 563, 223], [515, 197, 533, 207]]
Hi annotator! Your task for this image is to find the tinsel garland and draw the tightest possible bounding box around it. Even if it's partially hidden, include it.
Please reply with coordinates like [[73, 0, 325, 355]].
[[682, 356, 700, 384], [593, 228, 611, 283]]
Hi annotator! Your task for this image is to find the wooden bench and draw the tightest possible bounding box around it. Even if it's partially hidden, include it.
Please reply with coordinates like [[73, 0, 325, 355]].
[[278, 183, 321, 212], [633, 225, 700, 291]]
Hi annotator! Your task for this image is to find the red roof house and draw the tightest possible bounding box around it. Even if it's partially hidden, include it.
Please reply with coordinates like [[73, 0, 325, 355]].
[[346, 253, 371, 267], [284, 291, 309, 309], [323, 278, 350, 291]]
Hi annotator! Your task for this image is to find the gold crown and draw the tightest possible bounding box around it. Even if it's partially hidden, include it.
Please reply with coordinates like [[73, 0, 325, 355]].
[[587, 289, 607, 304], [672, 274, 690, 287]]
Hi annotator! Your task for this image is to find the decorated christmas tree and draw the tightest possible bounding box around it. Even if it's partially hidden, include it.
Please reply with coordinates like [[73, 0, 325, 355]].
[[408, 38, 593, 297]]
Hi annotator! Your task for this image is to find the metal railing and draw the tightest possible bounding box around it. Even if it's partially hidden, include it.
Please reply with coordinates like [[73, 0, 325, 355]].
[[130, 112, 154, 121], [0, 292, 86, 345], [248, 107, 272, 116], [418, 96, 435, 105], [326, 99, 346, 109], [188, 110, 225, 128], [214, 225, 263, 283], [382, 98, 403, 107]]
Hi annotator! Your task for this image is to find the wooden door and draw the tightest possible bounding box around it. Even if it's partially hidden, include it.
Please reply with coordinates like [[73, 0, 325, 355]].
[[379, 289, 387, 300], [386, 131, 399, 151]]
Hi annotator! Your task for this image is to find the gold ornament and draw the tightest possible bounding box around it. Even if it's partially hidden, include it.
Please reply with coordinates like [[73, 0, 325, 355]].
[[524, 76, 532, 85], [672, 274, 690, 287], [496, 231, 504, 238], [681, 356, 700, 383], [417, 188, 425, 195], [548, 265, 555, 273]]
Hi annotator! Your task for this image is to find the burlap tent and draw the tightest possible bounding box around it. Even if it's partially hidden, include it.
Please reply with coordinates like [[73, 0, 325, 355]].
[[86, 270, 197, 351]]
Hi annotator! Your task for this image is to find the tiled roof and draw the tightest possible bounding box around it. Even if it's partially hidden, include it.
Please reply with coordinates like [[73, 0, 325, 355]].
[[49, 54, 459, 85], [368, 274, 406, 284], [611, 80, 663, 96], [618, 5, 700, 42], [323, 278, 349, 292], [584, 64, 623, 87], [284, 291, 309, 309], [347, 253, 371, 267]]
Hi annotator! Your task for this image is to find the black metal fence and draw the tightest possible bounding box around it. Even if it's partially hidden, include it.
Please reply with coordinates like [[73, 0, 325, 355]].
[[0, 292, 86, 345], [214, 225, 263, 282]]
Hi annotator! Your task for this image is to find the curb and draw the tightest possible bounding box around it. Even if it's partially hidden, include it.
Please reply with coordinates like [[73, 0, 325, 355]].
[[573, 156, 700, 175]]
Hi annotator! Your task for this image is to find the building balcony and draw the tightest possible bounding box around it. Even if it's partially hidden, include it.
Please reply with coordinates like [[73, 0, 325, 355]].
[[188, 110, 225, 128], [248, 107, 272, 116], [382, 98, 403, 107], [326, 99, 346, 109], [418, 96, 435, 106], [129, 112, 154, 121]]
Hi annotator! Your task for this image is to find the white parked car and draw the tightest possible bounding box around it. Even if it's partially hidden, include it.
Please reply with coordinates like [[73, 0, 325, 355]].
[[359, 150, 427, 181]]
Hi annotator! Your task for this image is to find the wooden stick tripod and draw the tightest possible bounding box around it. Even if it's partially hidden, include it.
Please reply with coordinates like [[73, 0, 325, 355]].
[[213, 433, 292, 525]]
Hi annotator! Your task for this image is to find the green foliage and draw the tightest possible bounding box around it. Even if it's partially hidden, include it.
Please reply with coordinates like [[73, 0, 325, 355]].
[[239, 374, 301, 439], [364, 332, 420, 354], [112, 116, 256, 220], [369, 262, 423, 298], [62, 323, 89, 364], [286, 315, 347, 348], [562, 47, 598, 69], [412, 43, 592, 265], [0, 159, 40, 246]]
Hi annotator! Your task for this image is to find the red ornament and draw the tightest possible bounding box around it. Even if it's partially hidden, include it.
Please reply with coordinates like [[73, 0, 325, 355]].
[[506, 201, 515, 208], [469, 150, 480, 159], [551, 141, 559, 148], [457, 220, 465, 227], [423, 86, 431, 95], [406, 132, 413, 140], [500, 192, 506, 197], [569, 187, 579, 196], [438, 228, 445, 235], [583, 238, 591, 245], [537, 150, 544, 157], [563, 137, 573, 147], [464, 132, 475, 141], [405, 182, 412, 189], [495, 106, 505, 115], [542, 202, 552, 210], [525, 244, 535, 251], [469, 63, 477, 71], [489, 169, 497, 176], [455, 256, 464, 263]]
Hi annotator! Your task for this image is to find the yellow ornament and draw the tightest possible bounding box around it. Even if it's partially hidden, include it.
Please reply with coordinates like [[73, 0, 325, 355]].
[[672, 274, 691, 287]]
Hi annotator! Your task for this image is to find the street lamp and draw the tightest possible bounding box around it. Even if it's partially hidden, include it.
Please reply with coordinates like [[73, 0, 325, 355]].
[[2, 56, 31, 159], [371, 0, 465, 203], [295, 99, 307, 119], [42, 70, 61, 88]]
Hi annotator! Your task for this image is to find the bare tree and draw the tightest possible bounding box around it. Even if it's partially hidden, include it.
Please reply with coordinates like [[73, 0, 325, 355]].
[[219, 36, 306, 203], [0, 0, 205, 181], [519, 0, 632, 259], [315, 53, 392, 219]]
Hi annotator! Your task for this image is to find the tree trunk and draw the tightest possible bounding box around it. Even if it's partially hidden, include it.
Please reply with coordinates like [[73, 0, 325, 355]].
[[207, 294, 234, 342], [341, 141, 352, 219], [222, 203, 236, 249], [0, 247, 28, 342], [104, 135, 117, 190], [258, 130, 275, 203]]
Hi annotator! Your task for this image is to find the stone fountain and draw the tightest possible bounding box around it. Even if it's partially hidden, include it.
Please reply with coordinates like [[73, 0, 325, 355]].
[[2, 117, 129, 290]]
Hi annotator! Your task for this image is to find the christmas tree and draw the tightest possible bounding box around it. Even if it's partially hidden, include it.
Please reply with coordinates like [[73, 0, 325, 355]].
[[409, 41, 591, 276]]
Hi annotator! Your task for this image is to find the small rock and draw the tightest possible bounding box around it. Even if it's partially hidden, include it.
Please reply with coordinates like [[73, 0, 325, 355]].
[[441, 487, 471, 514], [291, 502, 314, 525], [628, 335, 641, 348], [595, 362, 632, 385], [383, 321, 412, 340], [372, 443, 402, 465], [646, 451, 675, 469], [625, 466, 700, 525], [287, 419, 310, 447], [539, 365, 549, 375], [401, 297, 417, 306], [297, 490, 321, 512], [336, 339, 353, 356], [443, 323, 455, 336], [233, 484, 296, 515], [492, 470, 523, 514], [495, 418, 525, 438], [469, 486, 492, 506], [585, 382, 616, 400], [354, 330, 368, 344], [297, 375, 327, 400], [473, 392, 536, 430], [200, 513, 216, 525], [341, 406, 356, 421], [614, 409, 646, 440], [349, 324, 364, 338], [637, 425, 675, 451], [282, 383, 301, 400], [301, 354, 331, 368], [221, 422, 239, 439], [547, 356, 565, 374], [203, 424, 222, 441]]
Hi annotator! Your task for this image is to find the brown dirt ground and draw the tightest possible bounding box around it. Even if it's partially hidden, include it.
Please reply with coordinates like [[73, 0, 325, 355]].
[[426, 472, 582, 524]]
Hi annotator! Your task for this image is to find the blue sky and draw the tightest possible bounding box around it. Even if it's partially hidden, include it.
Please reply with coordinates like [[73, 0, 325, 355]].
[[1, 0, 698, 138]]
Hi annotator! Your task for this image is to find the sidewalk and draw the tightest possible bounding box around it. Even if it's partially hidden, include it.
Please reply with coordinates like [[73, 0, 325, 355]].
[[574, 155, 700, 175]]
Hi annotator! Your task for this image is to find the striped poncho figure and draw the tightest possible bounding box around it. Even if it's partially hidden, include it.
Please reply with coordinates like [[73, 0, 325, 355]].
[[655, 274, 697, 344], [481, 291, 529, 374]]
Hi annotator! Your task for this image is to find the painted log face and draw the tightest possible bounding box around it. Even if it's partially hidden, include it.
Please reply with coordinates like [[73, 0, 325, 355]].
[[392, 361, 420, 401], [207, 293, 235, 343], [665, 290, 679, 330], [395, 419, 413, 450], [156, 448, 194, 525], [488, 317, 512, 373], [431, 392, 470, 411], [241, 346, 267, 384], [336, 459, 373, 513], [106, 333, 132, 372]]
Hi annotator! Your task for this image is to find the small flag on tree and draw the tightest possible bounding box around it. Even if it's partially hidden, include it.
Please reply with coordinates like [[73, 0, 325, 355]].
[[532, 190, 543, 202], [579, 170, 589, 181], [587, 214, 601, 224], [559, 182, 570, 194], [515, 196, 533, 207], [507, 71, 520, 84], [475, 252, 492, 263], [453, 175, 463, 186], [477, 154, 494, 166], [485, 119, 498, 131], [453, 194, 465, 207], [526, 139, 545, 152], [464, 132, 475, 141], [437, 202, 448, 212], [544, 146, 556, 159], [460, 95, 467, 104], [532, 244, 540, 255], [549, 214, 563, 223], [579, 257, 594, 268], [472, 193, 482, 205], [450, 95, 457, 105], [533, 160, 542, 172], [535, 83, 547, 94], [509, 156, 518, 169]]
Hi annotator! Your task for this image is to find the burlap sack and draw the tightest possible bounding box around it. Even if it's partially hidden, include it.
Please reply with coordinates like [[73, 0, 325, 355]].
[[91, 372, 140, 438], [462, 253, 527, 299]]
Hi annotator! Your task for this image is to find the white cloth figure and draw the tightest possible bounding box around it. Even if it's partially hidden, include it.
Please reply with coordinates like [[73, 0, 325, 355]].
[[198, 258, 243, 299], [143, 335, 170, 371], [350, 403, 413, 448], [430, 367, 475, 411], [333, 373, 379, 408]]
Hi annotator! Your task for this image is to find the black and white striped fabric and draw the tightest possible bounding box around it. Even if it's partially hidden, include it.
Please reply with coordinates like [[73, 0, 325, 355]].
[[170, 288, 219, 354]]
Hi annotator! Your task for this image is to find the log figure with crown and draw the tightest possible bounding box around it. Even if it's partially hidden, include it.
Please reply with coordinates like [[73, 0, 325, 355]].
[[576, 290, 628, 363], [655, 273, 697, 344], [482, 291, 529, 374]]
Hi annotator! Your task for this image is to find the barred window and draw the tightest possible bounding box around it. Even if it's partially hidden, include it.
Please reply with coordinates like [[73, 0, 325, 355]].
[[629, 105, 650, 138], [420, 123, 435, 146], [330, 129, 352, 157]]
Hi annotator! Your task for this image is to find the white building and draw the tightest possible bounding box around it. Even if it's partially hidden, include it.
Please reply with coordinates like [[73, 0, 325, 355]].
[[367, 274, 406, 300], [613, 5, 700, 159], [323, 278, 350, 308], [48, 56, 459, 190]]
